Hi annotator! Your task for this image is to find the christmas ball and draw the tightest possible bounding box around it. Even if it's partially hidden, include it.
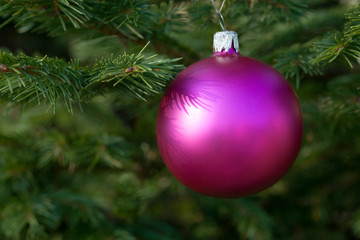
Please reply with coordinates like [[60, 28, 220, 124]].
[[156, 31, 302, 198]]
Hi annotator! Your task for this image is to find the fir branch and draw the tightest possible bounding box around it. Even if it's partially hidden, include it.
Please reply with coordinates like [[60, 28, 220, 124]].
[[0, 48, 183, 111], [153, 1, 191, 34], [232, 199, 273, 240], [238, 0, 308, 24], [312, 32, 360, 68], [0, 0, 192, 61], [312, 5, 360, 68], [250, 0, 307, 18], [0, 0, 154, 38], [0, 51, 88, 113], [320, 74, 360, 119], [345, 5, 360, 38], [274, 45, 324, 88], [0, 0, 91, 35], [87, 0, 154, 40], [0, 190, 105, 240], [87, 45, 183, 100]]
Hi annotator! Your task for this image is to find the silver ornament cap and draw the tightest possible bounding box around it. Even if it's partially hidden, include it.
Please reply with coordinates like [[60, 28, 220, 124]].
[[213, 31, 239, 53]]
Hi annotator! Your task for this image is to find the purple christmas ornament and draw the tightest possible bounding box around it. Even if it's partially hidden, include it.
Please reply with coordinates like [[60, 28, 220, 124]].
[[156, 31, 303, 198]]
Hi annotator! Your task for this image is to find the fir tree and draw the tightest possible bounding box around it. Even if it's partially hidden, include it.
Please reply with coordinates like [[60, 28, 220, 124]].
[[0, 0, 360, 239]]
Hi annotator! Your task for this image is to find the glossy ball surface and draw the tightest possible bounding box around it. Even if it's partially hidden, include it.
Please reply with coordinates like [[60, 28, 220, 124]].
[[156, 53, 303, 198]]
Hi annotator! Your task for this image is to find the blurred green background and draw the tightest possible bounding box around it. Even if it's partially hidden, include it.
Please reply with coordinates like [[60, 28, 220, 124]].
[[0, 0, 360, 239]]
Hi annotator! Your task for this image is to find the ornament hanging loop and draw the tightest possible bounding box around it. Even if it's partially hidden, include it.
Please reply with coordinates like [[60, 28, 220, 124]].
[[210, 0, 227, 31]]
